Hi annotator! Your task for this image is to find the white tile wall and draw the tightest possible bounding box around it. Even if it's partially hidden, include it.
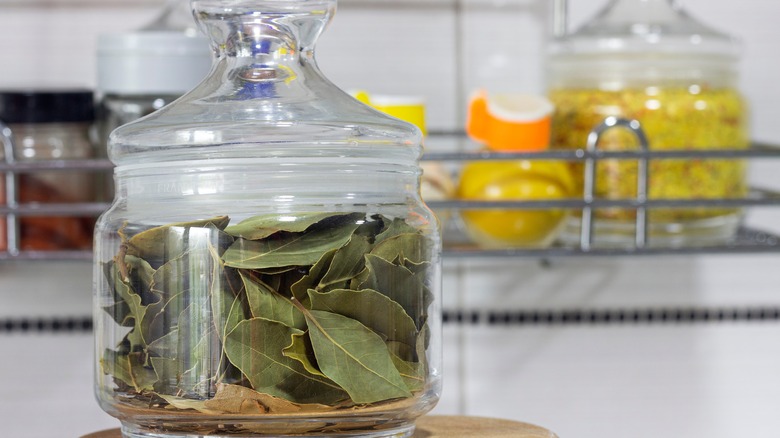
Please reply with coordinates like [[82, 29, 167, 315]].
[[2, 1, 780, 437]]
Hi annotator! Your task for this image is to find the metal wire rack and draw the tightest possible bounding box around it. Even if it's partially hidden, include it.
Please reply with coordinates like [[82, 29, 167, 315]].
[[2, 118, 780, 261], [424, 117, 780, 257]]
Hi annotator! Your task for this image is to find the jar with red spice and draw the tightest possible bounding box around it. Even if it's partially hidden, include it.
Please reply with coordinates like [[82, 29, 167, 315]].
[[0, 90, 96, 251]]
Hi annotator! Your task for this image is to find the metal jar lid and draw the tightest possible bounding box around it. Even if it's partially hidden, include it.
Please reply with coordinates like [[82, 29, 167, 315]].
[[0, 89, 95, 124]]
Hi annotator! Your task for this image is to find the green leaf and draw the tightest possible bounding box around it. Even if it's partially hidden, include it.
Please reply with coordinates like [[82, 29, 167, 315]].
[[101, 262, 133, 328], [273, 268, 307, 299], [222, 221, 361, 270], [147, 303, 218, 396], [241, 272, 306, 330], [386, 341, 414, 362], [101, 349, 157, 393], [401, 257, 430, 275], [123, 255, 157, 304], [104, 261, 148, 349], [125, 216, 230, 261], [357, 254, 430, 329], [282, 332, 326, 377], [308, 288, 418, 349], [374, 217, 418, 245], [289, 248, 337, 304], [208, 244, 248, 344], [225, 212, 352, 240], [317, 234, 372, 291], [370, 232, 429, 265], [417, 322, 431, 370], [303, 310, 412, 404], [144, 243, 212, 346], [389, 351, 425, 393], [225, 318, 347, 404]]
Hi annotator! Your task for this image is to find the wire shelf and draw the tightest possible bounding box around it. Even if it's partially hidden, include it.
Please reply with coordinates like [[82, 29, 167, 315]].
[[2, 124, 780, 260]]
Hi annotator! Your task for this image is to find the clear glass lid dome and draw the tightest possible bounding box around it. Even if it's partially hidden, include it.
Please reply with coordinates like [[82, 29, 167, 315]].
[[548, 0, 743, 89], [109, 0, 421, 168], [551, 0, 740, 57]]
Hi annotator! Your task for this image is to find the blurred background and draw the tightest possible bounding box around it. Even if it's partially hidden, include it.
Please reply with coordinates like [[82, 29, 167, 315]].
[[2, 0, 780, 437]]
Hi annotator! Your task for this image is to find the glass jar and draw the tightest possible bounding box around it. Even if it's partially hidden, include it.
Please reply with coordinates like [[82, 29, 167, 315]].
[[92, 1, 442, 437], [0, 90, 96, 251], [547, 0, 749, 246]]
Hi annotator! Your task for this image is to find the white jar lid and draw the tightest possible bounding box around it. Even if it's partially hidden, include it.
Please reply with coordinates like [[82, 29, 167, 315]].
[[97, 31, 213, 95]]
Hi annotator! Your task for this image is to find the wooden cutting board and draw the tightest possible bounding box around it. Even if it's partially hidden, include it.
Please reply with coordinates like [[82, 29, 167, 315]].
[[81, 416, 558, 438]]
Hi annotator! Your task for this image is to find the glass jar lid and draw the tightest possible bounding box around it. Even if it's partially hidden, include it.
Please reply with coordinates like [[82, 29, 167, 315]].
[[551, 0, 740, 57], [108, 0, 420, 169], [548, 0, 742, 89]]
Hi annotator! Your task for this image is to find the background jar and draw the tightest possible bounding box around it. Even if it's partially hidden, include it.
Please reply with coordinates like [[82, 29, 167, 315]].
[[547, 0, 749, 246], [0, 90, 96, 251]]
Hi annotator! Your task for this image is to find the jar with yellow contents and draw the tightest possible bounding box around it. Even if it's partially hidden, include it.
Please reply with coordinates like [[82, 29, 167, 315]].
[[547, 0, 749, 246]]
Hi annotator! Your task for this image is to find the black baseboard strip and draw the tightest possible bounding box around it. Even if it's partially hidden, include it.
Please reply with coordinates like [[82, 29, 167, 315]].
[[443, 307, 780, 326], [0, 317, 93, 334], [1, 308, 779, 334]]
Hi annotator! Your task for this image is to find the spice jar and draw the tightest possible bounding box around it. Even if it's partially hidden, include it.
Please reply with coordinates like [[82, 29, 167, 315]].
[[0, 90, 96, 251], [547, 0, 749, 246], [93, 1, 442, 437]]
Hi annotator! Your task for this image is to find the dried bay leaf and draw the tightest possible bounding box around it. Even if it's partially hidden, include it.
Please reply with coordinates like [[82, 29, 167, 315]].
[[241, 272, 305, 330], [203, 383, 334, 414], [225, 212, 352, 240], [145, 222, 235, 344], [225, 318, 347, 404], [357, 254, 429, 329], [104, 212, 434, 410], [102, 349, 157, 393], [308, 288, 418, 349], [370, 232, 429, 265], [316, 234, 372, 292], [123, 255, 157, 303], [386, 341, 414, 362], [282, 332, 326, 378], [125, 216, 230, 261], [102, 262, 133, 328], [374, 217, 418, 245], [401, 257, 430, 275], [303, 309, 411, 404], [159, 394, 222, 414], [417, 322, 431, 369], [222, 222, 360, 270], [273, 268, 307, 299], [207, 243, 248, 345], [389, 352, 425, 393], [104, 261, 149, 349], [146, 300, 219, 397], [290, 248, 337, 304]]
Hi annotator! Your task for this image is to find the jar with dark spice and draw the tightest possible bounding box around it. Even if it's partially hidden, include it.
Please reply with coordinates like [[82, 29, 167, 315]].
[[0, 90, 96, 251], [93, 1, 442, 437], [547, 0, 749, 246]]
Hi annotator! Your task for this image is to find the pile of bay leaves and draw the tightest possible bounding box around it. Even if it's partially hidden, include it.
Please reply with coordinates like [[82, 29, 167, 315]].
[[101, 212, 435, 419]]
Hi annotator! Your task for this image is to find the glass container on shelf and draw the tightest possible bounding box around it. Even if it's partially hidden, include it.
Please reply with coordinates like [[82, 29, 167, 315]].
[[92, 1, 442, 437], [547, 0, 749, 246], [0, 90, 96, 252]]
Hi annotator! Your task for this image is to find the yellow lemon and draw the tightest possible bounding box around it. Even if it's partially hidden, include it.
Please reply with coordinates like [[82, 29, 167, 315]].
[[457, 160, 574, 248]]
